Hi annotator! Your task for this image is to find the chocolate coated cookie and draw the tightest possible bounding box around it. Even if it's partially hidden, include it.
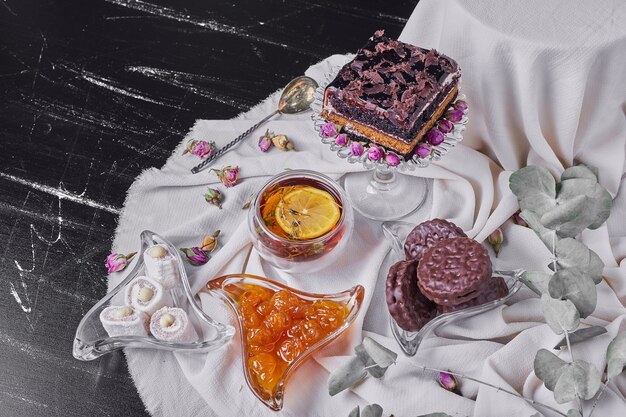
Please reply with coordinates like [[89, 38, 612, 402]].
[[418, 237, 492, 306], [437, 276, 509, 313], [386, 259, 437, 332], [404, 219, 466, 261]]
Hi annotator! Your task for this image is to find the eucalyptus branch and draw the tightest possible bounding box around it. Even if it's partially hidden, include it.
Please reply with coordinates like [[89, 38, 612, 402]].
[[564, 331, 584, 415], [410, 363, 568, 417], [551, 230, 558, 273], [587, 382, 606, 417]]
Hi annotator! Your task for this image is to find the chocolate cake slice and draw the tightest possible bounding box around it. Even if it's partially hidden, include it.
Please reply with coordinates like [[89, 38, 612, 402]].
[[322, 30, 461, 155]]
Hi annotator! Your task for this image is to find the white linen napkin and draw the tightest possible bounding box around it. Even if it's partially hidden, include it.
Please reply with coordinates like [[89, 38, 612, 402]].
[[109, 1, 626, 414]]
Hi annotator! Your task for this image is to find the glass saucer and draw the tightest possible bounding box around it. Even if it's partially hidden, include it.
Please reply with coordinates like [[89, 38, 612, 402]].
[[72, 230, 235, 361], [206, 274, 365, 411], [382, 221, 524, 356]]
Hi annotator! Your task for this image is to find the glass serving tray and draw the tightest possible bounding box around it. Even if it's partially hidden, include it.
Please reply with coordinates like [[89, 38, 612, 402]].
[[382, 221, 523, 356], [73, 230, 234, 361]]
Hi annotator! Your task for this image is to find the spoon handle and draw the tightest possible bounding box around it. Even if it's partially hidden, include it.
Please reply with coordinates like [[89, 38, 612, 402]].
[[191, 109, 280, 174]]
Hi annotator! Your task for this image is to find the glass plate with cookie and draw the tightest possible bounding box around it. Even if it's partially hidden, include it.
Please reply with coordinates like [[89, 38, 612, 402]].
[[382, 219, 524, 356]]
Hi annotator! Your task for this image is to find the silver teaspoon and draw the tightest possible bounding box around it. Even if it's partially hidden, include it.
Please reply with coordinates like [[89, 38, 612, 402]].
[[191, 76, 319, 174]]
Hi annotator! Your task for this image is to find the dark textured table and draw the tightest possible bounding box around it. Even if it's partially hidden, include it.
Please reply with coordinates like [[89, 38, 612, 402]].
[[0, 1, 417, 416]]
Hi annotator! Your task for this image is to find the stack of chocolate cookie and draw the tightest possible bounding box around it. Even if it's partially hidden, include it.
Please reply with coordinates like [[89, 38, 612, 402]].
[[386, 219, 509, 332]]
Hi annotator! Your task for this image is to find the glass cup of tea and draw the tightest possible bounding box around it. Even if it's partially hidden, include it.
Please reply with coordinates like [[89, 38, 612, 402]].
[[248, 170, 353, 273]]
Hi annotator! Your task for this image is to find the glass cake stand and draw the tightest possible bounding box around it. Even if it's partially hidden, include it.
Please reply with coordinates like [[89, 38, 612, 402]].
[[311, 71, 469, 221]]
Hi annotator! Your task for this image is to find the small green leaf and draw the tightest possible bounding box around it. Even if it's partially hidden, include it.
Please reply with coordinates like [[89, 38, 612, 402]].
[[328, 356, 367, 396], [541, 295, 580, 335], [348, 406, 360, 417], [534, 348, 568, 391], [361, 404, 383, 417], [553, 326, 607, 349], [355, 344, 386, 378], [520, 271, 552, 295], [554, 238, 604, 284], [606, 331, 626, 380], [553, 360, 602, 403], [567, 409, 583, 417], [520, 210, 557, 249], [510, 166, 557, 216], [541, 194, 591, 238], [549, 268, 597, 318], [561, 165, 597, 182], [361, 337, 398, 369]]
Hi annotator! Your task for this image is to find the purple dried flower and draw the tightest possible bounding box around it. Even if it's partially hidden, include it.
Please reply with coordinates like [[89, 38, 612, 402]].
[[320, 122, 338, 138], [349, 141, 364, 157], [105, 252, 136, 273], [367, 145, 384, 161], [385, 152, 401, 166], [437, 371, 459, 392], [212, 166, 239, 188], [455, 100, 468, 112], [426, 129, 445, 146], [335, 133, 348, 146], [180, 247, 210, 266], [446, 109, 464, 123], [193, 141, 215, 158], [258, 130, 273, 152], [438, 119, 454, 134], [415, 143, 432, 158]]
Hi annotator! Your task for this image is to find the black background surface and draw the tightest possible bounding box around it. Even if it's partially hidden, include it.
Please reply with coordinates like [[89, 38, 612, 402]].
[[0, 1, 417, 416]]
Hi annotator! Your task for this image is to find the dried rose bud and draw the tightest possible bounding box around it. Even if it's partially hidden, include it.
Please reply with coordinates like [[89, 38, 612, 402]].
[[386, 152, 401, 167], [427, 129, 445, 146], [437, 371, 459, 392], [204, 187, 222, 209], [455, 100, 468, 112], [415, 143, 432, 158], [258, 130, 273, 152], [335, 133, 348, 146], [320, 122, 338, 138], [212, 166, 239, 188], [200, 230, 220, 252], [180, 247, 209, 266], [446, 108, 464, 123], [367, 145, 384, 161], [511, 210, 528, 227], [487, 228, 504, 256], [271, 134, 294, 151], [193, 140, 215, 158], [438, 119, 454, 134], [349, 141, 364, 157], [105, 252, 136, 273]]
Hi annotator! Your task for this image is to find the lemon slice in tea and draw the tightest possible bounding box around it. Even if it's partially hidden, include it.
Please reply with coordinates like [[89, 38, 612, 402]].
[[275, 186, 341, 239]]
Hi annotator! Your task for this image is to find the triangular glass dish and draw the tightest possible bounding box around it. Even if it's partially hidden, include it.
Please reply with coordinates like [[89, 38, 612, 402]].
[[207, 274, 365, 411], [382, 221, 524, 356], [73, 230, 234, 361]]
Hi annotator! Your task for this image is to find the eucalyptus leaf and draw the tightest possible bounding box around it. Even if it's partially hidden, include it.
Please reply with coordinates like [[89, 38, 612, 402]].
[[541, 295, 580, 335], [534, 348, 568, 391], [509, 166, 557, 216], [348, 406, 360, 417], [355, 344, 387, 378], [520, 271, 552, 295], [567, 409, 583, 417], [361, 337, 398, 369], [554, 238, 604, 284], [606, 331, 626, 380], [561, 165, 597, 182], [557, 178, 612, 230], [329, 356, 367, 396], [520, 209, 557, 249], [553, 360, 602, 403], [541, 194, 591, 238], [549, 268, 597, 318], [553, 326, 607, 349], [361, 404, 383, 417]]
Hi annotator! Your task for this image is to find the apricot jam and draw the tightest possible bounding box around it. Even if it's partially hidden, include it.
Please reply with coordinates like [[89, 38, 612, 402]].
[[232, 284, 349, 395]]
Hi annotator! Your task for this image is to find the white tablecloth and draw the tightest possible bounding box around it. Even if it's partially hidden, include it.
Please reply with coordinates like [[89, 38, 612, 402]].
[[110, 1, 626, 416]]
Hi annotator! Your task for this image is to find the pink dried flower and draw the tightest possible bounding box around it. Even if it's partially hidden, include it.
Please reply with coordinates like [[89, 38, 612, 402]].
[[455, 100, 468, 112], [105, 252, 136, 273], [446, 109, 464, 123], [415, 143, 432, 158], [335, 133, 348, 146], [349, 141, 364, 156], [367, 145, 384, 161], [258, 130, 273, 152], [212, 166, 239, 188], [320, 122, 338, 138], [511, 210, 528, 227], [426, 129, 445, 146], [438, 119, 454, 134], [487, 228, 504, 256], [180, 247, 210, 266], [193, 141, 215, 158], [437, 371, 459, 392], [204, 187, 222, 209], [385, 152, 401, 166]]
